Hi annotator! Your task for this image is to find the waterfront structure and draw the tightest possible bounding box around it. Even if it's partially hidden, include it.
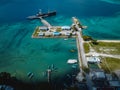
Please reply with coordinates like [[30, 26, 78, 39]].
[[27, 9, 56, 19], [61, 26, 71, 30], [40, 17, 52, 28], [90, 70, 106, 81], [38, 32, 44, 36], [87, 57, 101, 63], [39, 26, 48, 31], [45, 32, 52, 36], [32, 17, 88, 70], [72, 17, 88, 68], [65, 32, 71, 36]]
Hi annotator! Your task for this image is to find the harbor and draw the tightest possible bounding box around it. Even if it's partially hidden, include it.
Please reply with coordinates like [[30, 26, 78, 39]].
[[32, 17, 77, 38], [31, 16, 87, 39], [0, 0, 120, 89]]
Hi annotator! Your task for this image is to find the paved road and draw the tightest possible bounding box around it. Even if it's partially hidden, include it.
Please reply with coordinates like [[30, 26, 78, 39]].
[[77, 31, 88, 68]]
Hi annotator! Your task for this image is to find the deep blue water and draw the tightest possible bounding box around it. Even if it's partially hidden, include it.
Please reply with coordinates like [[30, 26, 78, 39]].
[[0, 0, 120, 22], [0, 0, 120, 39]]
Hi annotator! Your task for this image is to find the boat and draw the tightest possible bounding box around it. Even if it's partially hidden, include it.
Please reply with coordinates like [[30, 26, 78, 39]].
[[67, 59, 77, 64], [64, 38, 68, 40], [27, 9, 56, 19], [27, 72, 34, 79]]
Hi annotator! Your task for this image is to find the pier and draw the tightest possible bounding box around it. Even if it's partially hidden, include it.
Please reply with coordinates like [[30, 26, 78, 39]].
[[39, 17, 52, 28], [32, 17, 88, 68], [72, 17, 88, 68], [77, 32, 88, 68]]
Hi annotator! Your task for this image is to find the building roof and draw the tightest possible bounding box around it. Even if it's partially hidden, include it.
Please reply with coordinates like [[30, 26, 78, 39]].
[[45, 32, 52, 36], [65, 32, 70, 36], [61, 26, 71, 30], [39, 27, 48, 30], [95, 71, 106, 79], [109, 81, 120, 87], [87, 57, 100, 63], [38, 32, 44, 36], [91, 70, 106, 80]]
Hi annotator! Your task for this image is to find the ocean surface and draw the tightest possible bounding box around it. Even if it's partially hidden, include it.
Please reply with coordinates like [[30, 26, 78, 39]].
[[0, 0, 120, 83], [0, 0, 120, 39]]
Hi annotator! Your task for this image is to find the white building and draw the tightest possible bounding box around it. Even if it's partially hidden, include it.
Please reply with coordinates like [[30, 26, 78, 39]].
[[39, 27, 48, 31], [38, 32, 44, 36], [90, 70, 106, 81], [87, 57, 101, 63], [65, 32, 71, 36], [61, 26, 71, 30], [45, 32, 52, 36]]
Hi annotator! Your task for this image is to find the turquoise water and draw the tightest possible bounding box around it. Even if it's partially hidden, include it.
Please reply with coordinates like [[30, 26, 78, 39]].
[[0, 0, 120, 39], [0, 21, 78, 82], [0, 0, 120, 83]]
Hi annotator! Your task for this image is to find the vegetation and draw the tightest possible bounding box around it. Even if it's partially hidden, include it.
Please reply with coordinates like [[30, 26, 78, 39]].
[[83, 43, 90, 53], [82, 35, 93, 41], [90, 42, 120, 54], [100, 57, 120, 73], [82, 66, 90, 73], [56, 27, 62, 32], [91, 40, 99, 45], [33, 26, 39, 37], [68, 33, 72, 38], [78, 23, 82, 28], [71, 25, 77, 31], [83, 35, 98, 45]]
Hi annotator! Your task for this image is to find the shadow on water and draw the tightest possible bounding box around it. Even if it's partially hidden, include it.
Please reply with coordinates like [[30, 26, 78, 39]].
[[0, 67, 81, 90]]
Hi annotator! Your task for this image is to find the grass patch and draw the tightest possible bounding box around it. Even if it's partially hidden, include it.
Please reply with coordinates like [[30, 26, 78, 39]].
[[33, 26, 40, 37], [82, 66, 90, 73], [90, 42, 120, 54], [83, 43, 90, 53], [56, 27, 62, 32], [100, 57, 120, 73]]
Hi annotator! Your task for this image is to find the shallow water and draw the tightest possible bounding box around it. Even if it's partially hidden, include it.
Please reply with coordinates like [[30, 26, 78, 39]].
[[0, 22, 78, 82], [0, 0, 120, 82]]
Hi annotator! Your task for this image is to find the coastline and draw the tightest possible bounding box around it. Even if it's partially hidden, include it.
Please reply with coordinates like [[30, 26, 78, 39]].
[[97, 40, 120, 42]]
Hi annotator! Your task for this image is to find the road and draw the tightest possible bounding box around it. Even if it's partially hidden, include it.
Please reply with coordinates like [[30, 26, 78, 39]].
[[76, 31, 88, 68]]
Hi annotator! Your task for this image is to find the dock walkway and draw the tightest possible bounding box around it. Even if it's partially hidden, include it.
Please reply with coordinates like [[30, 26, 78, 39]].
[[77, 32, 88, 68], [72, 17, 88, 68], [39, 17, 52, 28]]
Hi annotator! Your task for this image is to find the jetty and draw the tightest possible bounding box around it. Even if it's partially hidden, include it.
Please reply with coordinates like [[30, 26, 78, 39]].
[[31, 17, 88, 69], [39, 17, 52, 28], [31, 17, 77, 38], [72, 17, 88, 68]]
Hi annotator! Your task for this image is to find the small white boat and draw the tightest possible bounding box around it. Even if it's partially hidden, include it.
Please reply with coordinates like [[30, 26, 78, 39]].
[[64, 38, 68, 40], [67, 59, 77, 64]]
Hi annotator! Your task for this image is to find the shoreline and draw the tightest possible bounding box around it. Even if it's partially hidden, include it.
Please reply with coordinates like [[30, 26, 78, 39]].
[[32, 36, 120, 42], [97, 40, 120, 42]]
